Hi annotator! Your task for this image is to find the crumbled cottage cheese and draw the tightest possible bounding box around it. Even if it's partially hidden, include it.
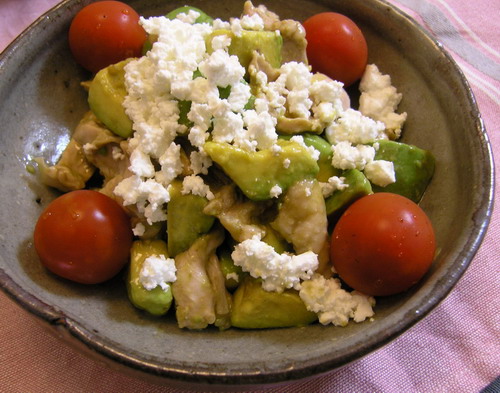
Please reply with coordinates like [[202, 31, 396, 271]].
[[139, 255, 177, 291], [299, 274, 375, 326], [320, 176, 349, 198], [231, 236, 318, 293], [359, 64, 407, 139]]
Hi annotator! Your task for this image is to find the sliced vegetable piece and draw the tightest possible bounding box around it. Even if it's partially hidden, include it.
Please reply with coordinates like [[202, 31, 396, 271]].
[[127, 240, 173, 316], [88, 59, 133, 138], [167, 180, 215, 257], [280, 133, 341, 181], [206, 29, 283, 70], [166, 6, 214, 24], [325, 169, 372, 219], [372, 140, 435, 202], [231, 277, 317, 329], [204, 140, 319, 201]]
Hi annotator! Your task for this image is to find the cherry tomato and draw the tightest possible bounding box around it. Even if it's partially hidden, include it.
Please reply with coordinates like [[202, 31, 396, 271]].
[[34, 190, 133, 284], [68, 1, 147, 73], [331, 193, 436, 296], [303, 12, 368, 86]]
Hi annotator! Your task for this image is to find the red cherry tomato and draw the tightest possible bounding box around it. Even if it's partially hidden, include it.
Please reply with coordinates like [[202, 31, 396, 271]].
[[34, 190, 133, 284], [68, 1, 147, 73], [303, 12, 368, 86], [331, 193, 436, 296]]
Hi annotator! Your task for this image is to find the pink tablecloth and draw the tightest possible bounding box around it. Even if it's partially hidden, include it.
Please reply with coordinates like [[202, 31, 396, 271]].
[[0, 1, 498, 392]]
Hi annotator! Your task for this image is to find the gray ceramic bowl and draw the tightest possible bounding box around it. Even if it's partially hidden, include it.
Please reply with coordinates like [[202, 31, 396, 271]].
[[0, 0, 494, 389]]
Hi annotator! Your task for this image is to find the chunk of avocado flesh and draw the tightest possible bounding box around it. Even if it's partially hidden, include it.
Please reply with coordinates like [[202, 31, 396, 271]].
[[373, 140, 435, 202], [167, 181, 215, 257], [207, 29, 282, 70], [204, 139, 319, 201], [88, 59, 133, 138], [231, 277, 317, 329], [166, 6, 214, 24], [280, 133, 341, 182], [325, 169, 372, 218], [218, 248, 244, 290], [127, 240, 173, 316]]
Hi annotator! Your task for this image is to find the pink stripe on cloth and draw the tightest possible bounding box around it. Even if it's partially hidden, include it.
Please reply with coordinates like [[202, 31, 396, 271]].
[[0, 1, 498, 393]]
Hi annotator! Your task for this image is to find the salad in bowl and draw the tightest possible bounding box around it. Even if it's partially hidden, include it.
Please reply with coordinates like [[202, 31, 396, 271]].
[[32, 0, 436, 332]]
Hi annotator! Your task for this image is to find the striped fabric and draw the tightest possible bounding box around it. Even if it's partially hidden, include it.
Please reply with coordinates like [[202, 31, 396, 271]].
[[0, 1, 498, 392]]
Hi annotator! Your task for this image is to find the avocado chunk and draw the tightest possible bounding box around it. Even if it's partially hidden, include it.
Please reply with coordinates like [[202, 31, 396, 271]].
[[280, 134, 341, 182], [167, 180, 215, 257], [261, 225, 293, 254], [372, 140, 435, 202], [88, 59, 133, 138], [126, 240, 173, 316], [325, 169, 373, 219], [206, 29, 283, 70], [218, 248, 245, 291], [166, 6, 214, 24], [204, 139, 319, 201], [231, 277, 317, 329]]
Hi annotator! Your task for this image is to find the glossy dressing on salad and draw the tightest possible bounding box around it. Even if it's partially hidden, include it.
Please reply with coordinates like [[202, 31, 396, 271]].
[[33, 1, 435, 330]]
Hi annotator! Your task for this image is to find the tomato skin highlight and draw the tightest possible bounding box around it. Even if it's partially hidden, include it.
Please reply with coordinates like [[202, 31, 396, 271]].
[[331, 193, 436, 296], [34, 190, 133, 284], [303, 12, 368, 86], [68, 1, 147, 73]]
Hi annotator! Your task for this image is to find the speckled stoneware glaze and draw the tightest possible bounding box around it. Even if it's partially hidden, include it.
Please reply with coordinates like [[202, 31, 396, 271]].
[[0, 0, 494, 390]]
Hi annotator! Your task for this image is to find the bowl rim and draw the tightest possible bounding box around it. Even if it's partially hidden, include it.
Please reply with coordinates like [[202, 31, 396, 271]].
[[0, 0, 495, 387]]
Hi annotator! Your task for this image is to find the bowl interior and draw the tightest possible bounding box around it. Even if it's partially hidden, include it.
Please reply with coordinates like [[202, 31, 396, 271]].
[[0, 0, 493, 387]]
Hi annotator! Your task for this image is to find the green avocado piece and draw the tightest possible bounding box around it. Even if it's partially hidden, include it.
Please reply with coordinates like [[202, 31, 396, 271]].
[[88, 59, 133, 138], [218, 248, 244, 291], [126, 240, 173, 316], [372, 140, 435, 202], [204, 139, 319, 201], [231, 277, 317, 329], [166, 6, 214, 24], [206, 29, 283, 70], [167, 181, 215, 257], [325, 169, 373, 220], [280, 133, 341, 182], [262, 225, 293, 254]]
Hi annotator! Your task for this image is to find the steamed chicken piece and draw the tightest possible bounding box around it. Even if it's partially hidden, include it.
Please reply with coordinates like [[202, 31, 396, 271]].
[[271, 179, 331, 276], [206, 254, 232, 330], [203, 185, 267, 242], [171, 228, 229, 330], [242, 0, 308, 64], [35, 112, 127, 192]]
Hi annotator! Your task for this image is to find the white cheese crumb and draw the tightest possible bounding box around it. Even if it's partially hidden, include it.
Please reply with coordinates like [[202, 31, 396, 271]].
[[364, 160, 396, 187], [139, 255, 177, 291], [240, 14, 265, 30], [226, 272, 240, 283], [283, 158, 291, 168], [231, 237, 319, 293], [359, 64, 407, 139], [325, 108, 387, 145], [269, 184, 283, 198], [320, 176, 349, 198], [132, 222, 146, 237], [181, 175, 214, 200], [331, 141, 376, 171], [174, 9, 201, 24], [299, 274, 375, 326], [211, 34, 232, 51], [290, 135, 320, 161]]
